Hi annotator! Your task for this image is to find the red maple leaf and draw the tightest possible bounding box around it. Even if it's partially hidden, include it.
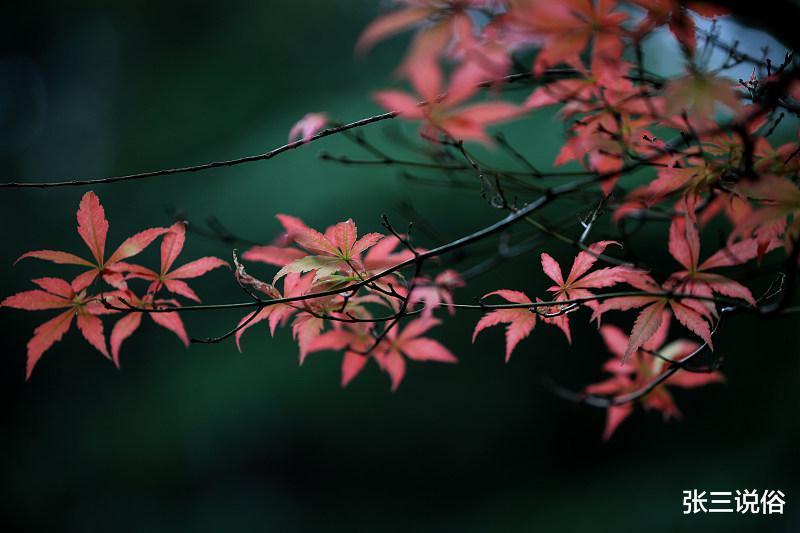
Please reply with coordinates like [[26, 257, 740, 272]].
[[17, 191, 167, 290], [376, 317, 457, 391], [109, 289, 189, 366], [526, 61, 670, 194], [553, 112, 671, 194], [665, 216, 759, 309], [374, 60, 521, 144], [305, 321, 375, 387], [288, 112, 328, 143], [1, 277, 116, 378], [356, 0, 491, 57], [243, 216, 413, 276], [361, 235, 417, 272], [407, 269, 465, 318], [125, 221, 228, 302], [472, 290, 538, 361], [507, 0, 628, 75], [234, 271, 317, 352], [271, 215, 384, 283], [472, 290, 571, 361], [540, 240, 635, 340], [586, 312, 725, 440], [594, 269, 715, 361]]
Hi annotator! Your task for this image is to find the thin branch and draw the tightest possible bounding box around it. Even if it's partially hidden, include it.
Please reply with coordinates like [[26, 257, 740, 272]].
[[0, 112, 397, 189], [105, 289, 752, 315], [0, 70, 565, 189]]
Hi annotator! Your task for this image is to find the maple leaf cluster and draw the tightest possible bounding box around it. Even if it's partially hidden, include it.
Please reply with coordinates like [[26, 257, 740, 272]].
[[2, 192, 228, 377], [6, 1, 800, 441], [319, 0, 796, 437], [237, 215, 461, 390]]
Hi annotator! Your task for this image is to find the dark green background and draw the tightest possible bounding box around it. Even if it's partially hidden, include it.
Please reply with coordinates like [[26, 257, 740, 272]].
[[0, 1, 797, 531]]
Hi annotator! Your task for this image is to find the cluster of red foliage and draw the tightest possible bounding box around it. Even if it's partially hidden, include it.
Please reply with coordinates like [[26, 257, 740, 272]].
[[2, 192, 227, 377], [4, 1, 800, 440], [236, 215, 460, 391]]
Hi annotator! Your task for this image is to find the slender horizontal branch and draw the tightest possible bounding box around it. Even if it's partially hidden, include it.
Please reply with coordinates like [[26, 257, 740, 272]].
[[0, 71, 567, 190], [0, 112, 397, 189], [4, 62, 788, 191], [455, 290, 750, 310], [106, 288, 750, 316], [0, 63, 681, 192]]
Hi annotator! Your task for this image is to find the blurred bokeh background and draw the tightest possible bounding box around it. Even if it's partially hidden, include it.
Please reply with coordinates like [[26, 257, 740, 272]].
[[0, 1, 798, 531]]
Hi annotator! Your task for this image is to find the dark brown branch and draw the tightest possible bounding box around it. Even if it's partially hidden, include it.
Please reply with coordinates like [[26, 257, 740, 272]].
[[104, 289, 752, 315], [0, 71, 564, 189], [0, 112, 397, 189]]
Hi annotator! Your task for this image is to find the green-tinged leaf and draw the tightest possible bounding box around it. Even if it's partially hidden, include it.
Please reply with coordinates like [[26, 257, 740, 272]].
[[273, 255, 343, 283]]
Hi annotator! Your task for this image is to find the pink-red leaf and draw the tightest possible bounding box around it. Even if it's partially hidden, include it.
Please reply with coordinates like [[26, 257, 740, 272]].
[[76, 311, 110, 359], [567, 241, 619, 284], [669, 217, 700, 271], [401, 338, 457, 363], [25, 310, 74, 379], [16, 250, 94, 267], [289, 113, 328, 143], [540, 253, 564, 285], [150, 311, 189, 347], [341, 351, 368, 387], [670, 300, 713, 348], [160, 222, 187, 274], [2, 287, 70, 311], [603, 404, 633, 441], [624, 301, 666, 361], [242, 245, 306, 267], [76, 191, 109, 265], [110, 312, 143, 367], [107, 227, 168, 265], [356, 6, 433, 53], [168, 257, 228, 279]]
